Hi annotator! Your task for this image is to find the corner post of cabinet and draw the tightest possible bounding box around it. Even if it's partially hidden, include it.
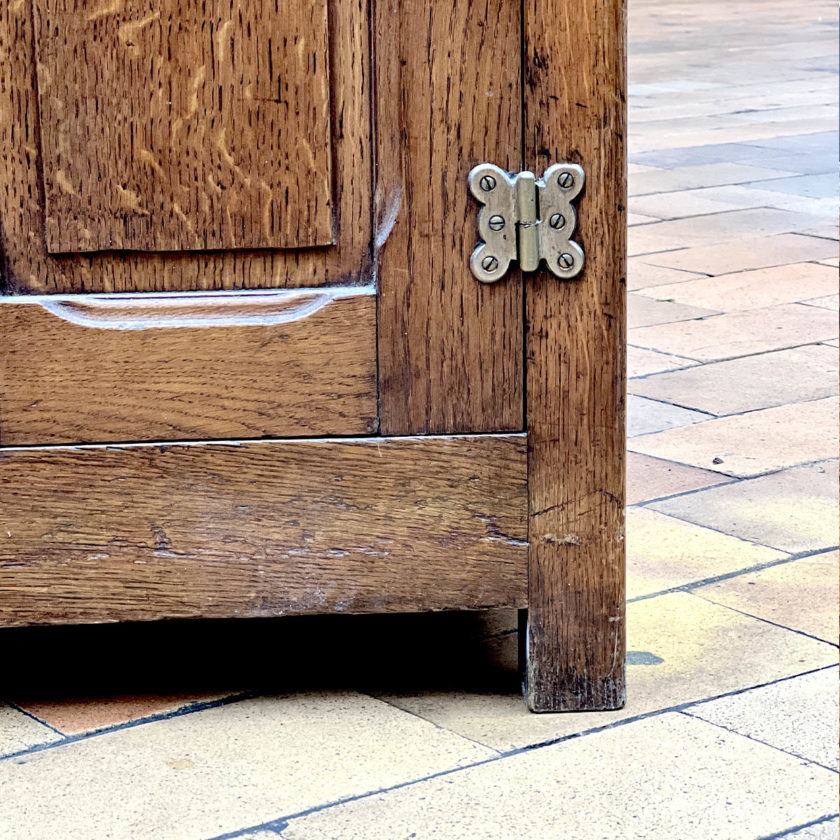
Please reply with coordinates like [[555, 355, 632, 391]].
[[522, 0, 627, 711]]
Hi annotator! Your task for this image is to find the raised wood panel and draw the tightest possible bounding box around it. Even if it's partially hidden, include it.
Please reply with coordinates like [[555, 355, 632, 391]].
[[0, 435, 528, 626], [34, 0, 334, 254], [524, 0, 627, 710], [374, 0, 524, 434], [0, 0, 369, 292], [0, 287, 377, 445]]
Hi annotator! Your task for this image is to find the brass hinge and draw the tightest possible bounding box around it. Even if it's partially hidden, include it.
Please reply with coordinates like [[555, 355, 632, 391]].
[[468, 163, 585, 283]]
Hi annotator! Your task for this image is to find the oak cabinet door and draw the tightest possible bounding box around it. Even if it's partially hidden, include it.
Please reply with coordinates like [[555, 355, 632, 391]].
[[1, 0, 379, 445], [0, 0, 522, 445]]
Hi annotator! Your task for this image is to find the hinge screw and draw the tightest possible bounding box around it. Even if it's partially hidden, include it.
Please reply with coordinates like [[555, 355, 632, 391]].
[[548, 213, 566, 230], [557, 172, 575, 189], [488, 215, 506, 231], [479, 175, 497, 192], [558, 252, 575, 269], [481, 255, 500, 273]]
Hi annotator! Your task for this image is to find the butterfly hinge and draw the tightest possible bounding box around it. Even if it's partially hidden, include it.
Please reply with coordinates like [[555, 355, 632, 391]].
[[467, 163, 585, 283]]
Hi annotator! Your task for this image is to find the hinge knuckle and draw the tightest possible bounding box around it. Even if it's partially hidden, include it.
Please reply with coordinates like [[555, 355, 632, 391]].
[[468, 162, 585, 283]]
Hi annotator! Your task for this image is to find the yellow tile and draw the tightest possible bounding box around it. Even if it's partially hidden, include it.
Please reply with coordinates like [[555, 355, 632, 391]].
[[635, 263, 838, 312], [0, 693, 493, 840], [627, 508, 788, 599], [629, 304, 838, 363], [282, 714, 838, 840], [695, 551, 839, 643], [629, 398, 839, 477], [688, 668, 839, 770], [375, 593, 836, 751]]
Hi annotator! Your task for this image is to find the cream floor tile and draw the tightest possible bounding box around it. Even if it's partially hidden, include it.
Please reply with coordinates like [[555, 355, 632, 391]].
[[695, 551, 839, 643], [629, 304, 838, 362], [825, 338, 839, 347], [687, 667, 839, 770], [628, 346, 699, 378], [629, 189, 743, 220], [689, 184, 838, 218], [628, 294, 716, 328], [635, 263, 838, 312], [629, 208, 823, 257], [804, 294, 840, 311], [0, 703, 60, 757], [0, 693, 494, 840], [626, 452, 732, 505], [627, 395, 710, 438], [785, 817, 840, 839], [629, 345, 838, 415], [627, 259, 706, 292], [627, 508, 788, 599], [651, 461, 839, 554], [628, 212, 661, 226], [647, 234, 838, 276], [281, 714, 838, 840], [629, 162, 798, 196], [629, 398, 839, 477], [373, 593, 837, 751], [818, 257, 839, 268]]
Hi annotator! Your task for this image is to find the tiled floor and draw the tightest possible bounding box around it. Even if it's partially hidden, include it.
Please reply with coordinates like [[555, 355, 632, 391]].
[[2, 1, 838, 838]]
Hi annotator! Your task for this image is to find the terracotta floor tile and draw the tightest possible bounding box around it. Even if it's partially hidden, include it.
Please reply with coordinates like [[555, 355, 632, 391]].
[[629, 345, 838, 415], [627, 507, 788, 600], [650, 460, 839, 554], [629, 398, 839, 478], [687, 668, 839, 770], [281, 714, 838, 840], [14, 692, 236, 736], [646, 233, 838, 275], [626, 452, 732, 505], [635, 263, 838, 312], [629, 303, 838, 362], [372, 593, 836, 751], [695, 551, 839, 643]]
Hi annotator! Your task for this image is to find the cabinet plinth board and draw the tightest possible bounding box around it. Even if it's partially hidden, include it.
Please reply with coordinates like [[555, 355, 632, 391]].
[[0, 435, 528, 626]]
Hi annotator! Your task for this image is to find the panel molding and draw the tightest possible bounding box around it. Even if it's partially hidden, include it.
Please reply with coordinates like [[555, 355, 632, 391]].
[[0, 287, 377, 445]]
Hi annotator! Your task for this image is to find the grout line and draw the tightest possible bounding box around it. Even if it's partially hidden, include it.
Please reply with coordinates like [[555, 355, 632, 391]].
[[627, 340, 834, 382], [201, 666, 840, 840], [634, 454, 837, 509], [679, 709, 839, 774], [626, 545, 840, 606], [754, 814, 840, 840], [629, 393, 838, 433], [691, 590, 839, 648]]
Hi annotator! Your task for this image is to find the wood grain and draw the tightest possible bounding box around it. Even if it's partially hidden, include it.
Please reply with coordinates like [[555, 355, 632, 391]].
[[0, 435, 528, 626], [374, 0, 524, 434], [0, 0, 369, 291], [0, 287, 377, 445], [523, 0, 627, 711], [34, 0, 333, 254]]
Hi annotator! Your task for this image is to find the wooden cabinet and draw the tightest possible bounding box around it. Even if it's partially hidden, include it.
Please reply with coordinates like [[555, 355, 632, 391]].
[[0, 0, 626, 711]]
